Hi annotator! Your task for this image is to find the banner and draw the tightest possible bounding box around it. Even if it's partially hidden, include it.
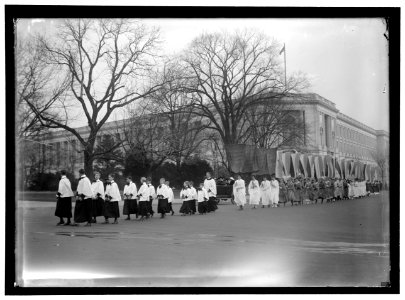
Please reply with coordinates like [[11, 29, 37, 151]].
[[314, 156, 321, 179], [300, 154, 308, 177], [308, 155, 315, 178], [340, 159, 346, 179], [283, 152, 291, 177], [275, 151, 285, 178], [335, 158, 342, 178], [225, 144, 246, 173], [291, 153, 300, 177], [318, 155, 325, 177]]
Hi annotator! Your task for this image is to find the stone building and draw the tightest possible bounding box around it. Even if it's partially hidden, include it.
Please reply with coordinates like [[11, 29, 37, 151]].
[[21, 93, 389, 184]]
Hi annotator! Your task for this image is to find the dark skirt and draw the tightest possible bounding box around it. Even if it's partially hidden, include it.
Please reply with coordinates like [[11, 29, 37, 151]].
[[157, 198, 169, 214], [294, 189, 304, 202], [198, 201, 207, 214], [167, 202, 174, 213], [179, 200, 191, 214], [318, 188, 327, 199], [74, 198, 92, 223], [123, 199, 138, 215], [279, 190, 288, 203], [343, 187, 349, 198], [189, 199, 197, 213], [287, 190, 296, 202], [148, 199, 155, 215], [55, 197, 72, 218], [206, 197, 218, 212], [92, 197, 105, 217], [328, 187, 334, 198], [138, 201, 149, 217], [104, 201, 120, 218]]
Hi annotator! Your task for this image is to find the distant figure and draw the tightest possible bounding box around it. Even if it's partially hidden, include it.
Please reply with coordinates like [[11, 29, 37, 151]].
[[156, 178, 170, 219], [179, 181, 192, 216], [146, 177, 156, 217], [248, 175, 260, 209], [91, 171, 105, 223], [204, 172, 218, 212], [137, 177, 150, 221], [286, 178, 296, 204], [260, 176, 272, 208], [165, 180, 175, 216], [55, 170, 74, 226], [123, 176, 138, 220], [103, 173, 121, 224], [269, 174, 280, 207], [189, 181, 197, 215], [233, 174, 246, 210], [197, 182, 208, 214], [73, 169, 93, 226]]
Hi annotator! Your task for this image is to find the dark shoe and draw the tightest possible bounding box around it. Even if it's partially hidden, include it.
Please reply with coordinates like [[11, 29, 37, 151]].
[[63, 222, 71, 226], [101, 221, 109, 224], [56, 222, 65, 226], [92, 219, 97, 223], [171, 211, 174, 216], [125, 217, 130, 220]]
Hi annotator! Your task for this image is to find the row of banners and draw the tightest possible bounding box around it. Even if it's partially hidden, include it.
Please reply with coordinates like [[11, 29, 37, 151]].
[[225, 144, 382, 180]]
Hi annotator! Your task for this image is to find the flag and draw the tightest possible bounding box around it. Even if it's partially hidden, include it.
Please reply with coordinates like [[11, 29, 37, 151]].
[[279, 45, 285, 55]]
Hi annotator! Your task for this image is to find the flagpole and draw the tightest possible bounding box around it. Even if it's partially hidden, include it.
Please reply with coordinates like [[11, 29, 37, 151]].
[[283, 43, 287, 89]]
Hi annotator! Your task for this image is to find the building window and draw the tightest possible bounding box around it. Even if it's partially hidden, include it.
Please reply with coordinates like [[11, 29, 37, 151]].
[[64, 141, 69, 165], [56, 142, 60, 166], [71, 140, 77, 160]]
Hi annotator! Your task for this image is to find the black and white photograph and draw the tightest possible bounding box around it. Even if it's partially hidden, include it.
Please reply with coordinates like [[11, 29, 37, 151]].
[[4, 3, 399, 294]]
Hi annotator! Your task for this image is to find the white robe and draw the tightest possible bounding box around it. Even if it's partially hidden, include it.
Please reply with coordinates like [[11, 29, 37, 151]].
[[148, 184, 156, 199], [123, 182, 137, 200], [248, 179, 261, 205], [58, 176, 74, 197], [168, 187, 174, 203], [260, 180, 272, 205], [77, 175, 93, 199], [189, 187, 197, 200], [156, 184, 170, 199], [180, 188, 191, 200], [233, 179, 246, 206], [91, 179, 105, 199], [270, 179, 280, 204], [137, 183, 150, 202], [105, 181, 121, 202], [197, 188, 208, 203], [204, 178, 217, 198]]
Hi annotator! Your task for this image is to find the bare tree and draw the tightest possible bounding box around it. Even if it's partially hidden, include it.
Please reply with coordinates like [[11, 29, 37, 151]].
[[16, 36, 69, 141], [147, 60, 214, 169], [370, 149, 389, 185], [182, 31, 308, 144], [240, 98, 308, 149], [181, 30, 309, 168], [24, 19, 165, 177], [120, 101, 171, 174]]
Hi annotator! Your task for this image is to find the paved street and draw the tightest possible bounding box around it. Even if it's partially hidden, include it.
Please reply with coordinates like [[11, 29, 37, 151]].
[[16, 192, 390, 287]]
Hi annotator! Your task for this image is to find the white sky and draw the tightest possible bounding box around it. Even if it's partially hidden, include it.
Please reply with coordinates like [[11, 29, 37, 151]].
[[17, 18, 390, 131]]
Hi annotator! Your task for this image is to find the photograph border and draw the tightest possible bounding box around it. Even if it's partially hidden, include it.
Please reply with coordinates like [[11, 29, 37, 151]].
[[4, 4, 400, 295]]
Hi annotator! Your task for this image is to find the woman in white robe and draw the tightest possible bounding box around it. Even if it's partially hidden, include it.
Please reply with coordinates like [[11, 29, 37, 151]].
[[248, 175, 261, 209], [269, 174, 280, 207], [260, 176, 272, 208], [233, 175, 246, 210]]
